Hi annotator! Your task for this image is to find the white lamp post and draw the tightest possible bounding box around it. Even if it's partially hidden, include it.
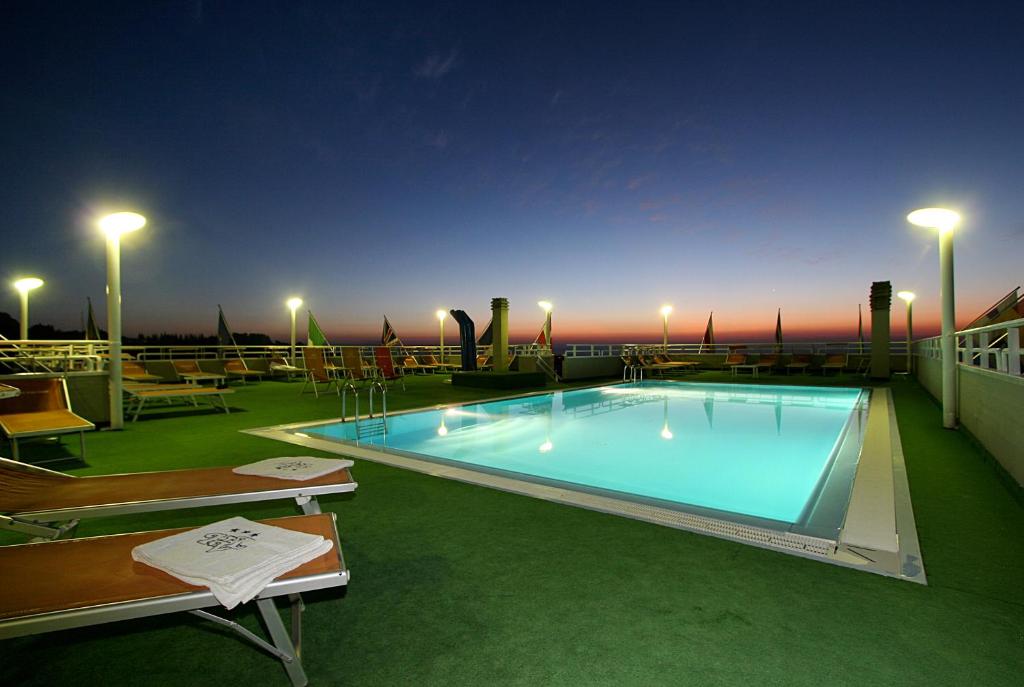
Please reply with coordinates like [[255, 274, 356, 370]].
[[907, 208, 960, 428], [286, 297, 303, 362], [896, 291, 916, 376], [436, 309, 447, 363], [98, 211, 146, 430], [660, 305, 673, 351], [537, 300, 553, 350], [12, 277, 44, 340]]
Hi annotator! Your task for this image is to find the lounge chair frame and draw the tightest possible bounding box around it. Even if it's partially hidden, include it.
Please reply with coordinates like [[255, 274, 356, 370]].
[[0, 513, 348, 687], [0, 456, 357, 539], [125, 386, 233, 422]]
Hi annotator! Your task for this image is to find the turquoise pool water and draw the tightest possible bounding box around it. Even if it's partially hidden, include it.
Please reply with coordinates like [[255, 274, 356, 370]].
[[298, 381, 866, 535]]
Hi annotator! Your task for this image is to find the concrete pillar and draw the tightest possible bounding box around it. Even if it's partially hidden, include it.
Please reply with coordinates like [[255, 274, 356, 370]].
[[870, 281, 891, 380], [491, 297, 509, 373]]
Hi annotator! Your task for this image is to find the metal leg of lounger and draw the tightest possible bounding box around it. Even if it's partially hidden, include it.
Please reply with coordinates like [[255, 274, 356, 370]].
[[79, 431, 86, 460], [220, 393, 230, 414], [12, 438, 19, 461], [289, 594, 305, 658], [132, 397, 146, 422], [191, 606, 302, 679], [294, 495, 321, 515], [256, 597, 308, 687]]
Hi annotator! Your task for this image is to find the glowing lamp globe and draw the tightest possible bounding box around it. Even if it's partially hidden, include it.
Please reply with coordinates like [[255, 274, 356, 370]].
[[286, 297, 303, 311], [99, 212, 146, 238], [13, 277, 44, 293], [896, 291, 916, 303], [907, 208, 960, 233]]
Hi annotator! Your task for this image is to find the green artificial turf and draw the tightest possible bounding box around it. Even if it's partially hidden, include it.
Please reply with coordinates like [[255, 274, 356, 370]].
[[1, 373, 1022, 686]]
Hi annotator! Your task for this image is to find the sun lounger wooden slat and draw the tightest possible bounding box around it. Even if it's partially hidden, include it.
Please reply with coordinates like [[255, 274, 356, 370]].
[[0, 461, 356, 519], [0, 379, 95, 462], [0, 513, 348, 687]]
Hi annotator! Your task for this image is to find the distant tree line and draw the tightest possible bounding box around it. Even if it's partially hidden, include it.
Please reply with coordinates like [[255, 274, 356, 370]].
[[0, 312, 281, 345]]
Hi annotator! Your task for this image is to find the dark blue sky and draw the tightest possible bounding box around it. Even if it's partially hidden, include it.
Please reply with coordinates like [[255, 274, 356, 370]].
[[3, 1, 1022, 342]]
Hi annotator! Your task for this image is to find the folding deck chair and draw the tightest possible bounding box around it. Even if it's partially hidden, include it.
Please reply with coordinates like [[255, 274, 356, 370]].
[[0, 456, 358, 540], [300, 347, 338, 398], [0, 513, 348, 687], [340, 347, 376, 385], [373, 347, 406, 391]]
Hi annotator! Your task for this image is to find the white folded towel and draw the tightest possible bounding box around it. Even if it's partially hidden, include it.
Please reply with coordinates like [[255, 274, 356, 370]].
[[132, 516, 333, 609], [232, 456, 353, 481]]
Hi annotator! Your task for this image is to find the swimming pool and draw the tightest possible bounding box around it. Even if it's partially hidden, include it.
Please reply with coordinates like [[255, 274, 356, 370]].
[[285, 381, 868, 543]]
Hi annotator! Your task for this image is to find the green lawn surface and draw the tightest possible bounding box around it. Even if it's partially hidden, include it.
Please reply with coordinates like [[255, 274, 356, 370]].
[[1, 372, 1021, 686]]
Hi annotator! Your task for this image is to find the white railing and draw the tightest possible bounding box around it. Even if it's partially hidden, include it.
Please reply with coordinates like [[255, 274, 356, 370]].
[[917, 317, 1023, 377], [563, 341, 906, 358], [0, 339, 110, 373]]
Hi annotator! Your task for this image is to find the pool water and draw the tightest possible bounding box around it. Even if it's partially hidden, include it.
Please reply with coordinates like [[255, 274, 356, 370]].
[[298, 381, 867, 537]]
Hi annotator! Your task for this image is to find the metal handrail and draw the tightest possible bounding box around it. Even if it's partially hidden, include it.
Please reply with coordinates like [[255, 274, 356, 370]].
[[368, 381, 387, 420], [340, 383, 358, 424]]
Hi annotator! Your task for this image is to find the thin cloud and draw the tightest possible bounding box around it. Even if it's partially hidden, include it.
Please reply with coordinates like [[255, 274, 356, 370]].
[[426, 131, 450, 149], [414, 49, 459, 79]]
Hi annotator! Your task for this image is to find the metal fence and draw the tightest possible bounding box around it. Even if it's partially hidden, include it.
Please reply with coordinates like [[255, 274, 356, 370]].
[[562, 341, 907, 358]]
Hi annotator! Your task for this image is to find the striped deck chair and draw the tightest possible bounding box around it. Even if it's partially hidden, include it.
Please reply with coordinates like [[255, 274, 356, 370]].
[[373, 347, 406, 390]]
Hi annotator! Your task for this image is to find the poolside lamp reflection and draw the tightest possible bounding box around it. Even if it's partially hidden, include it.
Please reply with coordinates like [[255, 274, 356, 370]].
[[437, 417, 448, 436], [538, 440, 553, 453], [13, 277, 44, 340]]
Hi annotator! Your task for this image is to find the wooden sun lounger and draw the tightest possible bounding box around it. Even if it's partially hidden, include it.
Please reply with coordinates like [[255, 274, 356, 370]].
[[821, 354, 848, 375], [786, 354, 812, 375], [122, 361, 162, 383], [0, 513, 348, 687], [125, 386, 234, 422], [171, 360, 227, 386], [224, 359, 264, 384], [0, 456, 357, 539], [0, 378, 95, 462]]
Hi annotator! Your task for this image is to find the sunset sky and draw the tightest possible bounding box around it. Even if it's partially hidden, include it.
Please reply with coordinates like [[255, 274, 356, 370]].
[[3, 1, 1022, 344]]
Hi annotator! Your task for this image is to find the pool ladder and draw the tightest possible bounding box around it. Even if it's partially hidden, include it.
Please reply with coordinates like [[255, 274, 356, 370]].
[[342, 382, 387, 441], [623, 365, 643, 383]]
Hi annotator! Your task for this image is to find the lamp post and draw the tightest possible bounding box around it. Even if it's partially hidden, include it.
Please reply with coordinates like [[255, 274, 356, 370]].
[[286, 297, 302, 362], [660, 305, 673, 351], [537, 300, 553, 350], [897, 291, 916, 376], [98, 211, 146, 430], [12, 278, 44, 340], [436, 309, 447, 364], [907, 208, 960, 428]]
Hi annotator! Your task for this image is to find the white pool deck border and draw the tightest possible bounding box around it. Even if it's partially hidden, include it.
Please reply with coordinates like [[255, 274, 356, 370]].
[[243, 383, 926, 584]]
